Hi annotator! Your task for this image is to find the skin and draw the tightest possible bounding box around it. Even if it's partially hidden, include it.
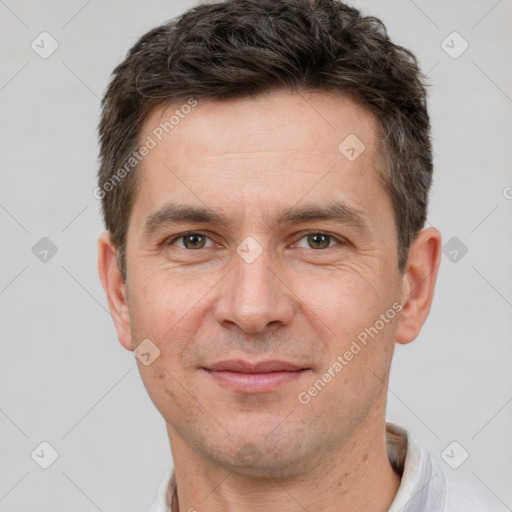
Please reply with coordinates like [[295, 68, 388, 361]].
[[98, 89, 441, 512]]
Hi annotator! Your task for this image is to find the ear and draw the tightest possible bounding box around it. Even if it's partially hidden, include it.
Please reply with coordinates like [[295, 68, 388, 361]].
[[396, 227, 442, 345], [97, 231, 133, 351]]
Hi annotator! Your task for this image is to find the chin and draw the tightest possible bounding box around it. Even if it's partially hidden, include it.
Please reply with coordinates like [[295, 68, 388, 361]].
[[205, 420, 315, 479], [216, 448, 311, 479]]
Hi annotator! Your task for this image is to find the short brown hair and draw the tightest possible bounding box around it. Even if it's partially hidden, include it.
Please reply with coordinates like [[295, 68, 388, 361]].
[[97, 0, 432, 281]]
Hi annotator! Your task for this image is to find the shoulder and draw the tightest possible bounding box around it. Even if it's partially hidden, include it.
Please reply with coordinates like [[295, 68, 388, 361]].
[[444, 479, 488, 511], [385, 423, 489, 512]]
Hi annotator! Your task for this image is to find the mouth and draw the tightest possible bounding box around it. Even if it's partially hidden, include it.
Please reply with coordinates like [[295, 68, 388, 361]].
[[201, 359, 310, 393]]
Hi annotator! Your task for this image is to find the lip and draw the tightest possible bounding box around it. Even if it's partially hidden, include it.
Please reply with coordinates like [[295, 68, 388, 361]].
[[202, 359, 309, 393], [206, 359, 306, 373]]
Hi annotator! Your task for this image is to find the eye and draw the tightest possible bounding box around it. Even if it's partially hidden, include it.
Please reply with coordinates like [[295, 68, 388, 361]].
[[295, 232, 344, 250], [168, 232, 215, 250], [165, 231, 346, 252]]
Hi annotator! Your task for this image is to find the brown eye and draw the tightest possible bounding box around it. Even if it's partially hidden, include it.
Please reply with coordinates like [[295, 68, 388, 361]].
[[307, 234, 331, 249], [293, 232, 347, 251], [169, 232, 213, 250], [183, 234, 207, 249], [301, 233, 340, 250]]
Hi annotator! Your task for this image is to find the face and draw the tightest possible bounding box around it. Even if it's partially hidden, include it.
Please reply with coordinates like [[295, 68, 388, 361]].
[[100, 89, 436, 478]]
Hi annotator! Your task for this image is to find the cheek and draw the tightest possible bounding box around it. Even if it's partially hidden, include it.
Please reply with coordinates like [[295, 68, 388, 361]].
[[128, 266, 210, 340], [293, 268, 389, 338], [291, 264, 401, 389], [137, 363, 201, 430]]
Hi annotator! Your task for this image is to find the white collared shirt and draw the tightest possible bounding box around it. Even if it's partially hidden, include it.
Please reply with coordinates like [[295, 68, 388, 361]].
[[148, 422, 485, 512]]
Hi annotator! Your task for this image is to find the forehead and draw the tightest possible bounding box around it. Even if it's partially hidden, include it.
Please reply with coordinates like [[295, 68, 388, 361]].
[[131, 89, 388, 232], [142, 90, 378, 164]]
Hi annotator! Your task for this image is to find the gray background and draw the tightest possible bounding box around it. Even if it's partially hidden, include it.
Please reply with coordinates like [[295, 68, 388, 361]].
[[1, 0, 511, 510]]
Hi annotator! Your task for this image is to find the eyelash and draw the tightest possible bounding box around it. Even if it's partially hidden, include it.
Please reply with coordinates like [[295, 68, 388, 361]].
[[165, 231, 347, 251]]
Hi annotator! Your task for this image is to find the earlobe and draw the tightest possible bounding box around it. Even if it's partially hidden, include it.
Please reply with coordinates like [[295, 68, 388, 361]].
[[395, 227, 442, 345], [97, 231, 134, 351]]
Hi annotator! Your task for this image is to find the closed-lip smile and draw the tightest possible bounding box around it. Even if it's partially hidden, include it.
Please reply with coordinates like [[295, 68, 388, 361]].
[[202, 359, 309, 393]]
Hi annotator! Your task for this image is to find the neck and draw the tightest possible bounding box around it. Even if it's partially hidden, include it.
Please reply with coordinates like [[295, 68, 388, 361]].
[[167, 415, 401, 512]]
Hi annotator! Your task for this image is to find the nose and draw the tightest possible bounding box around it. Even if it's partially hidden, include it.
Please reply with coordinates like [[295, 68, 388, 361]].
[[214, 245, 294, 334]]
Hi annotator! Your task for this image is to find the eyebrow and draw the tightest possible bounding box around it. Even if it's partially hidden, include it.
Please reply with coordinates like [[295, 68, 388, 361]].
[[142, 201, 369, 238]]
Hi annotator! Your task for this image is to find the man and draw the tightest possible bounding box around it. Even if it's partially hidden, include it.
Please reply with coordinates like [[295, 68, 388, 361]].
[[96, 0, 484, 510]]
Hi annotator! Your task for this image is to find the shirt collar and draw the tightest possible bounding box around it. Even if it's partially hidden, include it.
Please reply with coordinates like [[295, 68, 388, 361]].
[[387, 422, 447, 511]]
